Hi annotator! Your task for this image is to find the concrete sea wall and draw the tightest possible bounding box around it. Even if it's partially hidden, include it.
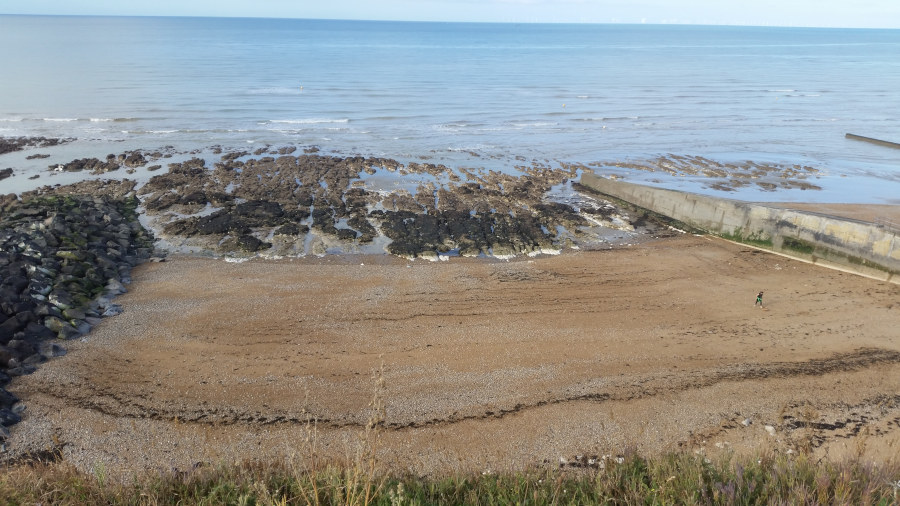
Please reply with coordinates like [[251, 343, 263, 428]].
[[580, 172, 899, 283]]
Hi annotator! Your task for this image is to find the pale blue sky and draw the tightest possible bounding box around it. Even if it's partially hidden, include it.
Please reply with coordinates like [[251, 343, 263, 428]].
[[4, 0, 900, 28]]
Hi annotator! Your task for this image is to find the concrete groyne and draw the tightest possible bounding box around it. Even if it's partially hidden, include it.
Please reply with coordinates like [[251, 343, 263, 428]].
[[845, 133, 900, 150], [580, 172, 899, 283]]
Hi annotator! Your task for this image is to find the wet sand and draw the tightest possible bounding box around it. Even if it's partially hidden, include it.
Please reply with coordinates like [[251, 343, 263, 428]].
[[5, 233, 900, 478]]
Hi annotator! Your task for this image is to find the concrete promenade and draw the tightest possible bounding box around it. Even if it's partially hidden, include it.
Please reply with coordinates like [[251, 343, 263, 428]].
[[580, 171, 899, 283]]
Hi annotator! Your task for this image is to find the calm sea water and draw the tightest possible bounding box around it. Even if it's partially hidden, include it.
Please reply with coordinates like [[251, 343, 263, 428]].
[[1, 15, 899, 201]]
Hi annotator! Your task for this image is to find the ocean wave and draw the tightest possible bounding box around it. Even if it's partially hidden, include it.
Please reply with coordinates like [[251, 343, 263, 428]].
[[90, 117, 139, 122], [782, 118, 838, 122], [507, 121, 558, 128], [247, 87, 303, 95], [433, 122, 474, 132], [366, 115, 425, 122], [22, 117, 140, 123], [266, 118, 350, 125], [448, 144, 496, 152], [267, 127, 349, 135], [573, 116, 639, 122]]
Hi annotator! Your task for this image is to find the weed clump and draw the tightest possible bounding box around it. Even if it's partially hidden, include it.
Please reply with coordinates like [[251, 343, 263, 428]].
[[1, 450, 897, 505]]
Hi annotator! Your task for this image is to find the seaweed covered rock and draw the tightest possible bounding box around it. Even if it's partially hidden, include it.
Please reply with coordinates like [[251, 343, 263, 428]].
[[136, 153, 611, 258]]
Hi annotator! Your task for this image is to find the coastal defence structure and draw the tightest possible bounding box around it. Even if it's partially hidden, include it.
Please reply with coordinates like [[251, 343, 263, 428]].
[[579, 172, 899, 284]]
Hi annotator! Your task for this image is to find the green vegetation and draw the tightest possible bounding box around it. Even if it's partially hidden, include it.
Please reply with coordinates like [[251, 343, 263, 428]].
[[717, 230, 774, 249], [781, 237, 815, 255], [779, 237, 896, 275], [1, 451, 897, 505]]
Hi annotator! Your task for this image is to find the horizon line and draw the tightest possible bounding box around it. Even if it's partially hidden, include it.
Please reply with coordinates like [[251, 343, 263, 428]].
[[2, 12, 898, 30]]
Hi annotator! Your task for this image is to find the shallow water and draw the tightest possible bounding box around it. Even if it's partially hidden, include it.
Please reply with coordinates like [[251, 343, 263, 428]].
[[1, 16, 899, 202]]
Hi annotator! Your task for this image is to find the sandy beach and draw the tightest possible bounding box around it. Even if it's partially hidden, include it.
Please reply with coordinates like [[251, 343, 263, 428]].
[[5, 231, 899, 478]]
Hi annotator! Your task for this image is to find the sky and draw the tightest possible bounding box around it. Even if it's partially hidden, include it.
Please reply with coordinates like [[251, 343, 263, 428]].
[[3, 0, 900, 28]]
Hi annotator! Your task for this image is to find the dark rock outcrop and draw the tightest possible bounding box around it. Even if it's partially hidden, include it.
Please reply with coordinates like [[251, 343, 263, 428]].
[[0, 137, 73, 156], [50, 157, 120, 174], [137, 153, 617, 258]]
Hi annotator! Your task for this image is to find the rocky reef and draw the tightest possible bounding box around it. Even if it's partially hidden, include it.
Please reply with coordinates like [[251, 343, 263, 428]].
[[45, 147, 181, 175], [592, 155, 823, 192], [0, 137, 73, 156], [139, 153, 650, 259], [0, 181, 155, 439]]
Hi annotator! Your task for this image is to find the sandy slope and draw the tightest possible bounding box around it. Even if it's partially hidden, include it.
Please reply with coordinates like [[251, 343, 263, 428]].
[[5, 234, 899, 477]]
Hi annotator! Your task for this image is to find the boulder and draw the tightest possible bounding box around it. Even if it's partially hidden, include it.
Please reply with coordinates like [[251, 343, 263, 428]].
[[38, 341, 67, 358], [0, 408, 22, 427], [62, 307, 86, 321], [105, 279, 127, 295], [43, 316, 67, 333], [3, 274, 28, 293], [6, 365, 37, 376], [102, 304, 124, 317], [0, 346, 16, 367], [14, 311, 35, 325], [0, 319, 19, 345], [0, 389, 17, 408], [48, 291, 74, 309], [24, 321, 56, 341], [23, 353, 46, 366]]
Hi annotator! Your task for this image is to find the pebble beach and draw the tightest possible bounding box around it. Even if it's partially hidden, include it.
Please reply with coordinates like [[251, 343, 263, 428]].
[[2, 15, 899, 482], [4, 231, 899, 478]]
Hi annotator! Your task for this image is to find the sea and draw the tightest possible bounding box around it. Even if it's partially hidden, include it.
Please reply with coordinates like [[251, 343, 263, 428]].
[[1, 15, 899, 203]]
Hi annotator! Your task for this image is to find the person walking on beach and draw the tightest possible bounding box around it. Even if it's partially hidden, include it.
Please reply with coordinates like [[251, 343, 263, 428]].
[[755, 291, 764, 307]]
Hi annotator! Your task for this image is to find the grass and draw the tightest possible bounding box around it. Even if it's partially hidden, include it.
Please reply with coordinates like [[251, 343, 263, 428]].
[[3, 364, 898, 504], [3, 367, 899, 505], [3, 403, 900, 504], [1, 450, 898, 505]]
